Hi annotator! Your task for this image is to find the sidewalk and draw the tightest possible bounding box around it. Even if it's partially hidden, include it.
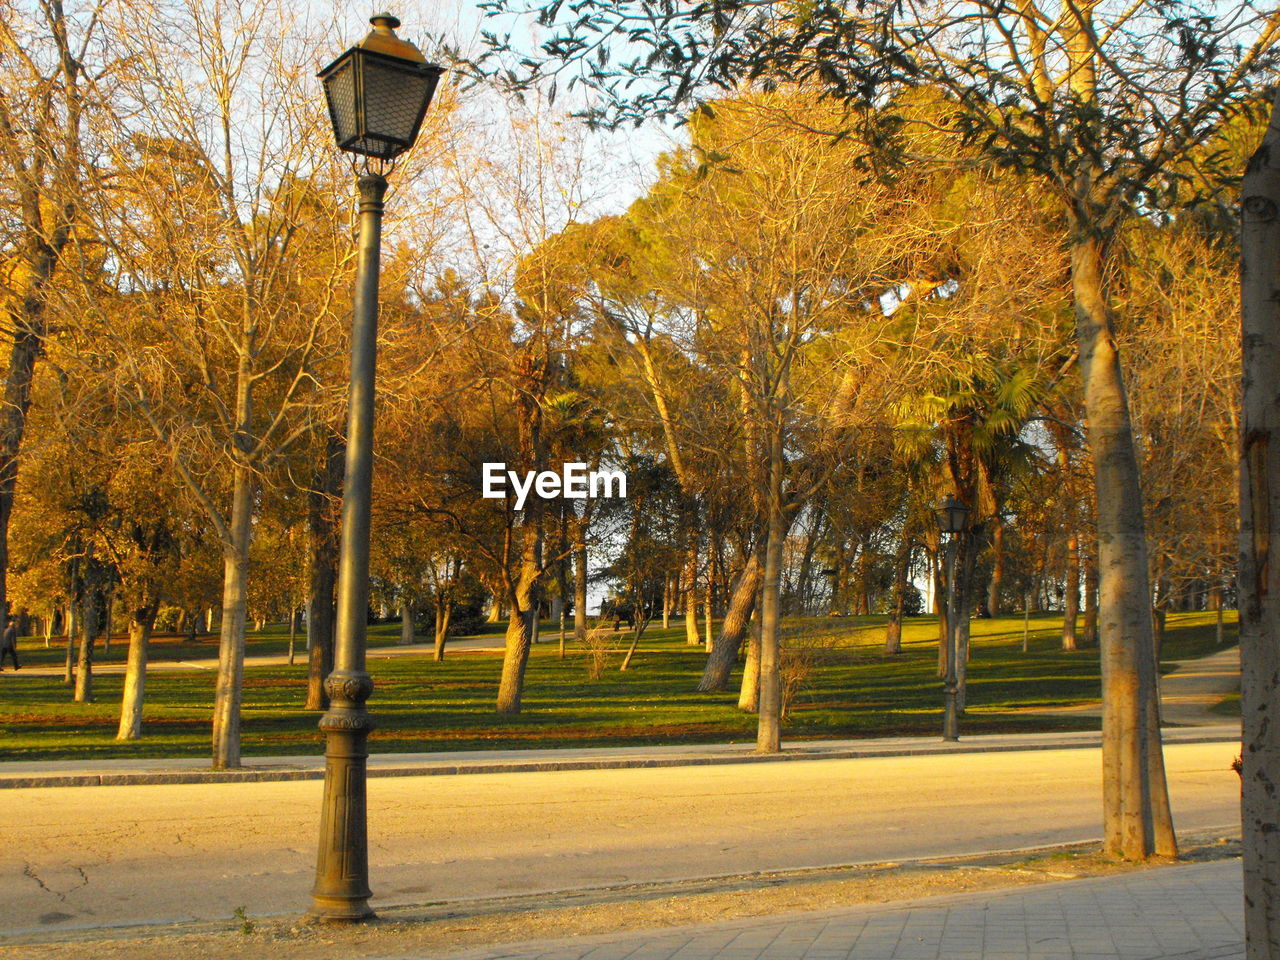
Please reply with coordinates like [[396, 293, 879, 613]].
[[439, 859, 1244, 960], [0, 724, 1240, 789]]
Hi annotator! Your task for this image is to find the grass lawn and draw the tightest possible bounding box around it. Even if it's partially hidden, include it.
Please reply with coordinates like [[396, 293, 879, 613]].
[[0, 610, 1237, 762]]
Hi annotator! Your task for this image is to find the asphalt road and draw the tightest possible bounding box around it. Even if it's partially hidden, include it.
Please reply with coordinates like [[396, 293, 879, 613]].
[[0, 741, 1240, 934]]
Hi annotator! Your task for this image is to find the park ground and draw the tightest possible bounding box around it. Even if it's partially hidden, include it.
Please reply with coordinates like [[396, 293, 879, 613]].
[[0, 612, 1244, 959], [0, 609, 1238, 761], [0, 737, 1244, 959]]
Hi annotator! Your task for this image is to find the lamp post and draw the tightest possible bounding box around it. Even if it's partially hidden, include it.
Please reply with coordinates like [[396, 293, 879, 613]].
[[311, 13, 442, 923], [936, 494, 969, 742]]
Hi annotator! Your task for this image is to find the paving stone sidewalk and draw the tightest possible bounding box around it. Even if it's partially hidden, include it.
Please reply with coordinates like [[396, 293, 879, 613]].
[[433, 859, 1243, 960]]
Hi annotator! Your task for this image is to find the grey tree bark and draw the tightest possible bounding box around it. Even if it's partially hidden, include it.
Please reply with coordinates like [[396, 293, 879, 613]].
[[1239, 90, 1280, 960], [696, 552, 762, 691], [1072, 235, 1176, 859], [306, 433, 342, 711], [210, 461, 253, 769], [116, 600, 158, 740], [756, 425, 785, 754]]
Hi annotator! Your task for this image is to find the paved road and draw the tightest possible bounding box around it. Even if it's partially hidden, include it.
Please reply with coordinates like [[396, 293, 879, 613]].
[[0, 741, 1240, 935], [439, 859, 1243, 960]]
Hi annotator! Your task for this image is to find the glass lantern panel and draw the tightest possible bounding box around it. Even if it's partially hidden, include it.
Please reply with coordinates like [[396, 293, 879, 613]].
[[322, 58, 358, 146], [360, 57, 432, 147]]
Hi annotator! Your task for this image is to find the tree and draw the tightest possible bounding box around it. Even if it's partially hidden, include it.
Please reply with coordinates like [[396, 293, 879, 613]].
[[84, 0, 355, 768], [465, 0, 1280, 861], [1239, 86, 1280, 960], [0, 0, 106, 623]]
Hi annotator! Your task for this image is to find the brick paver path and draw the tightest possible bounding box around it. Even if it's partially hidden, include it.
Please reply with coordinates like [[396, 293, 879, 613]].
[[438, 860, 1243, 960]]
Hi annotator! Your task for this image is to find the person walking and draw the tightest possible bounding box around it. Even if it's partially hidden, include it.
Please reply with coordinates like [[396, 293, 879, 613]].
[[0, 618, 19, 671]]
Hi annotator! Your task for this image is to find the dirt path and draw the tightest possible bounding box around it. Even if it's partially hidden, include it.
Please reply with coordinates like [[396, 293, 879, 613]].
[[1028, 644, 1240, 727]]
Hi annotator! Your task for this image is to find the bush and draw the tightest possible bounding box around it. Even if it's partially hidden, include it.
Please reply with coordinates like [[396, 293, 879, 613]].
[[579, 624, 618, 680], [780, 624, 840, 719]]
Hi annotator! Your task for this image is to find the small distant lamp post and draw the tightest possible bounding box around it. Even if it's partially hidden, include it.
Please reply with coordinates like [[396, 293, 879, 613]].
[[936, 494, 969, 741], [310, 13, 442, 923]]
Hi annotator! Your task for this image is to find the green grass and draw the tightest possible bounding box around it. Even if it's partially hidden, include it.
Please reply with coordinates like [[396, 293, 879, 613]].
[[1211, 691, 1241, 717], [0, 609, 1238, 762]]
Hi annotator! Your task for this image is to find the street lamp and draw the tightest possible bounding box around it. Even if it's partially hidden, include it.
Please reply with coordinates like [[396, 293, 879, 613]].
[[310, 13, 442, 923], [935, 494, 969, 742]]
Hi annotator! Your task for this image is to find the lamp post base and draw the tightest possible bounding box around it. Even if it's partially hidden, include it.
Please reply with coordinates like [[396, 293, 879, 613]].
[[310, 671, 376, 922]]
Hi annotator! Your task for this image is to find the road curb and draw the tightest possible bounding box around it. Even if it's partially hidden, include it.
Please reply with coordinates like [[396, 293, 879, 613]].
[[0, 730, 1239, 789]]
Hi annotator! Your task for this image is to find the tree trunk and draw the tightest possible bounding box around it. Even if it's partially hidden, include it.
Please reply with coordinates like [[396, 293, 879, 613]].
[[62, 604, 76, 686], [573, 526, 588, 645], [954, 531, 978, 713], [117, 601, 158, 741], [433, 598, 451, 662], [102, 586, 114, 655], [1072, 234, 1175, 860], [756, 425, 785, 754], [211, 462, 254, 770], [884, 531, 912, 655], [1083, 555, 1099, 646], [1213, 586, 1224, 645], [987, 519, 1004, 616], [683, 541, 700, 645], [1063, 534, 1080, 650], [620, 619, 646, 671], [496, 516, 541, 714], [74, 582, 99, 704], [399, 599, 414, 645], [738, 602, 761, 712], [704, 588, 713, 648], [1240, 98, 1280, 957], [696, 552, 762, 691], [305, 433, 342, 711]]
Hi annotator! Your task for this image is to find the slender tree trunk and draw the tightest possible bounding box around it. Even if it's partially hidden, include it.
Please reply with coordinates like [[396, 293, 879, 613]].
[[211, 462, 254, 770], [987, 520, 1004, 616], [704, 587, 713, 648], [1084, 555, 1099, 646], [399, 599, 414, 645], [1240, 100, 1280, 957], [661, 576, 670, 630], [1213, 586, 1224, 645], [884, 531, 911, 655], [305, 433, 342, 711], [756, 424, 785, 754], [433, 598, 451, 661], [1073, 234, 1175, 859], [102, 585, 114, 655], [1063, 534, 1080, 650], [738, 600, 761, 712], [683, 541, 700, 645], [620, 620, 646, 671], [497, 518, 541, 714], [573, 525, 588, 645], [63, 604, 75, 686], [696, 552, 762, 692], [74, 582, 99, 704], [117, 601, 157, 741]]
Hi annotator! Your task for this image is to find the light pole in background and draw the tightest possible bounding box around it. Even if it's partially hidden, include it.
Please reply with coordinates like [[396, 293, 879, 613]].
[[936, 494, 969, 742], [311, 13, 442, 922]]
